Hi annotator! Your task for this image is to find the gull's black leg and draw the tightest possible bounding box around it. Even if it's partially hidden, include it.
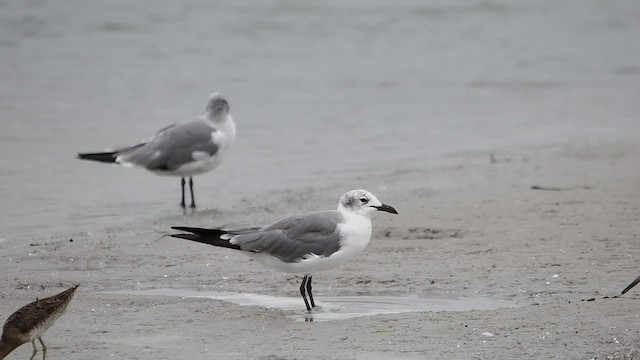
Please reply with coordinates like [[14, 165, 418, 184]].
[[189, 177, 196, 208], [180, 178, 186, 208], [299, 275, 312, 312], [306, 275, 315, 308]]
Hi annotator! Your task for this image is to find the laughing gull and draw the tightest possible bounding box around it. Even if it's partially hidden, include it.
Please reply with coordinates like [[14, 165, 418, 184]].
[[0, 284, 78, 360], [77, 93, 236, 208], [171, 189, 398, 312], [622, 275, 640, 295]]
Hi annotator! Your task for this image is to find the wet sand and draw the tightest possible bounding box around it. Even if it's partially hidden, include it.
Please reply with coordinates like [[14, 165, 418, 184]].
[[1, 141, 639, 359]]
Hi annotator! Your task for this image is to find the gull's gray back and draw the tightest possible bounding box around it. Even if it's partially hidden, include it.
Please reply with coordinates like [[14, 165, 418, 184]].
[[119, 118, 218, 171], [229, 211, 344, 263]]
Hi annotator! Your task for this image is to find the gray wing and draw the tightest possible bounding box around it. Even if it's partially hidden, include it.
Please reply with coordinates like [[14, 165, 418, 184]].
[[229, 211, 345, 263], [119, 119, 219, 171]]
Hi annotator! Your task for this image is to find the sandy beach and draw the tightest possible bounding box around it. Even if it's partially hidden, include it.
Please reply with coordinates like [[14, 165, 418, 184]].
[[2, 1, 640, 359], [1, 140, 639, 359]]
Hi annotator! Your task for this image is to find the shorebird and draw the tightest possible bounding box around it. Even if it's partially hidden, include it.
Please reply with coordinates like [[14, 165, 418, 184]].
[[77, 93, 236, 208], [0, 285, 78, 360], [621, 275, 640, 295], [171, 189, 397, 312]]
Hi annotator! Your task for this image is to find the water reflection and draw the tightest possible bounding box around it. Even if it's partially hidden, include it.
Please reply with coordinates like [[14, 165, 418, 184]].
[[111, 288, 517, 322]]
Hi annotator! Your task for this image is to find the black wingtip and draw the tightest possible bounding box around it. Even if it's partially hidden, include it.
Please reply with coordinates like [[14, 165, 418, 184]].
[[170, 233, 203, 241], [170, 226, 227, 237], [170, 226, 241, 250], [77, 151, 119, 163], [171, 226, 196, 231]]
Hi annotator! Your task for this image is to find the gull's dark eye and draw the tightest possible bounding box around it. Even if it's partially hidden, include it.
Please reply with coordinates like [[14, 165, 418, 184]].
[[359, 197, 369, 204]]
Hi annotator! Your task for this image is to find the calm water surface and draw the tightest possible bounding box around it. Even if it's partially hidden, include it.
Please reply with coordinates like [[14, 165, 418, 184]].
[[1, 0, 639, 241]]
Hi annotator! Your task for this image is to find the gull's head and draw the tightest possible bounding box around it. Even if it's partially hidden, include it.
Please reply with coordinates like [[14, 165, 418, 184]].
[[206, 93, 230, 116], [337, 189, 398, 217]]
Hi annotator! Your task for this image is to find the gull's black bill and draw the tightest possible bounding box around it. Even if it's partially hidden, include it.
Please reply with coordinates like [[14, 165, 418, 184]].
[[374, 203, 398, 214]]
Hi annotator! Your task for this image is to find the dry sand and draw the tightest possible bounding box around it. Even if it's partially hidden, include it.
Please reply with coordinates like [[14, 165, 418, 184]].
[[1, 141, 640, 359]]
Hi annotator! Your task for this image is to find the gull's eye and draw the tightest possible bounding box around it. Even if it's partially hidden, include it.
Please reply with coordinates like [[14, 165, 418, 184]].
[[359, 197, 369, 204]]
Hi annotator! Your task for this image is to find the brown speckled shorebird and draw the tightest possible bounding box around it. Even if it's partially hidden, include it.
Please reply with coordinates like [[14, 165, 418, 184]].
[[0, 285, 78, 360]]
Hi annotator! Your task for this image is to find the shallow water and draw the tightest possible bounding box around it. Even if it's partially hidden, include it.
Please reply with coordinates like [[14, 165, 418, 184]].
[[1, 0, 639, 241], [111, 288, 517, 322]]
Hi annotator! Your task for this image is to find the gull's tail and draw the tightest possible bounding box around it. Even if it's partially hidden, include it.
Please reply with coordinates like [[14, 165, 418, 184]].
[[77, 143, 145, 164], [170, 226, 241, 250], [622, 275, 640, 295]]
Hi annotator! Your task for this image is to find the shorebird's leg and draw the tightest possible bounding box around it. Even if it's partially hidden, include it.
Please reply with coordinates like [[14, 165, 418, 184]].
[[29, 340, 37, 360], [180, 178, 186, 208], [38, 338, 46, 360], [306, 275, 315, 308], [299, 275, 312, 312], [189, 177, 196, 208]]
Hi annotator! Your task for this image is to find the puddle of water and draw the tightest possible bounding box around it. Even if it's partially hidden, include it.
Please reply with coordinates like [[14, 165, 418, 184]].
[[110, 288, 516, 322]]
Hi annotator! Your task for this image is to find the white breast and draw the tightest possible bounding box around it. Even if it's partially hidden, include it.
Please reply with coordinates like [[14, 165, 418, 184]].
[[173, 115, 236, 176]]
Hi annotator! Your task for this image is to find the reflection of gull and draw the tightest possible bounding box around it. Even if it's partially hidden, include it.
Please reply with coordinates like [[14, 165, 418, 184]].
[[0, 285, 78, 359], [621, 275, 640, 294], [171, 189, 398, 312], [77, 93, 236, 208]]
